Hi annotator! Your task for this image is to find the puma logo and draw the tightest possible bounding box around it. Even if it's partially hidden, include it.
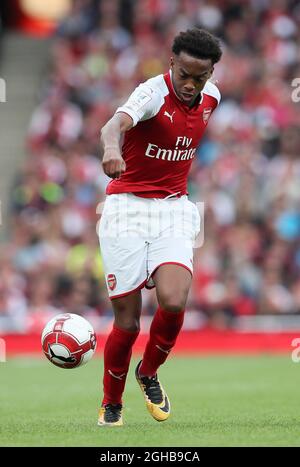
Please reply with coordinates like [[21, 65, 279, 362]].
[[164, 110, 175, 123], [160, 395, 170, 413], [155, 344, 170, 355], [108, 370, 126, 380], [49, 346, 76, 363]]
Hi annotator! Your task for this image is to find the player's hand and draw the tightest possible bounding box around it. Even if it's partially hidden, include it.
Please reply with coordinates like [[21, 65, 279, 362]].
[[102, 148, 126, 179]]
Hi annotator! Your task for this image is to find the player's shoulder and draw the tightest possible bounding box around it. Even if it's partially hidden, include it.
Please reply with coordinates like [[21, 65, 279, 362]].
[[138, 74, 169, 99], [116, 74, 169, 125], [202, 80, 221, 105]]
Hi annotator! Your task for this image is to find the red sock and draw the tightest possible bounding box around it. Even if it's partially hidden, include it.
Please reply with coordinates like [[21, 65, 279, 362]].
[[139, 306, 185, 377], [102, 324, 139, 406]]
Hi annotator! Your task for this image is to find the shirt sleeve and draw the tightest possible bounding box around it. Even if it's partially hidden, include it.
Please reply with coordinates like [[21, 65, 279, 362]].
[[115, 82, 164, 127], [203, 80, 221, 106]]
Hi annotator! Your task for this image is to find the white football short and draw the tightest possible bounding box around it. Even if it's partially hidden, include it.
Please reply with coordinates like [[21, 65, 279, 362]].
[[98, 193, 201, 299]]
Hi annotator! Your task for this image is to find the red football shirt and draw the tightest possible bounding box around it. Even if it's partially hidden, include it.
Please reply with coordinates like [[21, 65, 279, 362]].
[[106, 71, 220, 198]]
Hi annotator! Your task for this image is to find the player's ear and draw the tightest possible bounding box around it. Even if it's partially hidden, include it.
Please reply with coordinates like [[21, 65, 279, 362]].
[[170, 56, 174, 68]]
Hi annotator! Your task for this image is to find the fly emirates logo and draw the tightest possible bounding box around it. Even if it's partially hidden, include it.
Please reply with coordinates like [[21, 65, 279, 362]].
[[145, 136, 196, 162]]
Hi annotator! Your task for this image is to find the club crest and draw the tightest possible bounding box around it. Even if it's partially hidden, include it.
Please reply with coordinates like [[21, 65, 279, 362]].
[[107, 274, 117, 291], [203, 107, 212, 124]]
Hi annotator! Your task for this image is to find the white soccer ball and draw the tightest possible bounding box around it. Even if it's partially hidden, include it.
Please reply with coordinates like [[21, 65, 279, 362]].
[[41, 313, 97, 369]]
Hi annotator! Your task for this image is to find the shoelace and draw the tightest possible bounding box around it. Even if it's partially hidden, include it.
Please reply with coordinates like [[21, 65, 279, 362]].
[[140, 375, 163, 404], [104, 403, 122, 423]]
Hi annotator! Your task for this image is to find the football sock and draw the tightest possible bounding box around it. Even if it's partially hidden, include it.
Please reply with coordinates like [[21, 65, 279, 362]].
[[102, 324, 139, 405], [139, 306, 185, 377]]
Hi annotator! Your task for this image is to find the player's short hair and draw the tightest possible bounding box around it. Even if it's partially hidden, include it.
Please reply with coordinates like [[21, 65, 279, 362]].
[[172, 28, 222, 65]]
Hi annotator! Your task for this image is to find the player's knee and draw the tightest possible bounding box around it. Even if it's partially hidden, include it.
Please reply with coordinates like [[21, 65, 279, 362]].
[[114, 317, 140, 333], [162, 303, 184, 313], [158, 293, 186, 313]]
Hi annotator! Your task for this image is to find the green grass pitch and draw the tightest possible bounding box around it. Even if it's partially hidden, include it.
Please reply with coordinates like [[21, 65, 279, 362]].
[[1, 354, 300, 446]]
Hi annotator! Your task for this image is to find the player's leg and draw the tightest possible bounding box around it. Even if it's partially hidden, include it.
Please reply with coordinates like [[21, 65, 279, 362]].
[[98, 290, 142, 426], [135, 264, 191, 422], [141, 263, 191, 374], [103, 290, 142, 404], [140, 196, 199, 377], [135, 196, 199, 421], [97, 194, 149, 426]]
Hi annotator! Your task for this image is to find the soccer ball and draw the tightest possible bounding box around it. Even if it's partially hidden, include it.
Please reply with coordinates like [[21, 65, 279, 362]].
[[41, 313, 97, 369]]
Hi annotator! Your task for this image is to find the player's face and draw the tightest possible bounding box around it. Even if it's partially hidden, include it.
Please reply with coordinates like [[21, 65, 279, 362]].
[[170, 52, 213, 105]]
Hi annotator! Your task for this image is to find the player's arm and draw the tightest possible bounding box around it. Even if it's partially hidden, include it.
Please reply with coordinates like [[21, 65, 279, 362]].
[[101, 82, 161, 178], [100, 112, 133, 179]]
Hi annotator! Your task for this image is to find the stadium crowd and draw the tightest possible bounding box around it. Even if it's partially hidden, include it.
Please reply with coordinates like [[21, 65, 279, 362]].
[[1, 0, 300, 332]]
